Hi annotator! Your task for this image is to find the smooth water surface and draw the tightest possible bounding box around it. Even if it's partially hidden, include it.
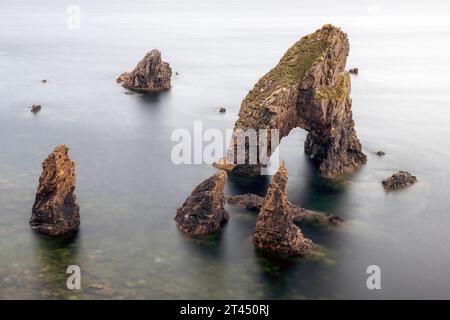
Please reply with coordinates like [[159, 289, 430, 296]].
[[1, 0, 450, 299]]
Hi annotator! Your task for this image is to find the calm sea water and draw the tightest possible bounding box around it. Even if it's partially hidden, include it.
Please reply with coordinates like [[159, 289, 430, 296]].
[[1, 0, 450, 299]]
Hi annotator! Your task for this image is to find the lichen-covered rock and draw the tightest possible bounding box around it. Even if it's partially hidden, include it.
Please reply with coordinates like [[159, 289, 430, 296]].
[[30, 145, 80, 236], [382, 171, 417, 191], [252, 162, 313, 257], [175, 171, 229, 236], [117, 49, 171, 92], [217, 24, 366, 178]]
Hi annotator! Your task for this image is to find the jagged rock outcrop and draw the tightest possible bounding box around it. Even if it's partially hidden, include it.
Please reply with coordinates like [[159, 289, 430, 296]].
[[252, 162, 313, 257], [117, 49, 172, 92], [175, 171, 229, 236], [382, 171, 417, 191], [227, 192, 343, 226], [215, 24, 366, 178], [30, 145, 80, 236]]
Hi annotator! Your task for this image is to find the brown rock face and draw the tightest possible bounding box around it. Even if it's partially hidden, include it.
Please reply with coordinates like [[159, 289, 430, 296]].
[[382, 171, 417, 191], [117, 49, 172, 92], [30, 145, 80, 236], [217, 24, 366, 178], [175, 171, 229, 236], [252, 162, 313, 257]]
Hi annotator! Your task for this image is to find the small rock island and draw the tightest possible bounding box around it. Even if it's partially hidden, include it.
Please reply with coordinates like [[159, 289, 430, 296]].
[[117, 49, 172, 92], [30, 145, 80, 236], [175, 171, 229, 236]]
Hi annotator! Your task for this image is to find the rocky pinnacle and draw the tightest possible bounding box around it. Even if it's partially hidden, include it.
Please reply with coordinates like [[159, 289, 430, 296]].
[[252, 162, 313, 257], [30, 145, 80, 236]]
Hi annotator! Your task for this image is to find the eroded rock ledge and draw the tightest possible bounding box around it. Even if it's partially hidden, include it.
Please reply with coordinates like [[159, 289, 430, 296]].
[[175, 171, 229, 236], [30, 145, 80, 236], [252, 162, 313, 257], [227, 193, 343, 226], [216, 24, 366, 178], [117, 49, 172, 92], [382, 171, 417, 191]]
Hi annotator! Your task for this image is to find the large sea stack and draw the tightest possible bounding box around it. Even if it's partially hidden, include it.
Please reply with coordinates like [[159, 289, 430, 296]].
[[30, 145, 80, 236], [215, 24, 366, 178], [175, 171, 229, 236], [252, 162, 313, 257], [117, 49, 172, 92]]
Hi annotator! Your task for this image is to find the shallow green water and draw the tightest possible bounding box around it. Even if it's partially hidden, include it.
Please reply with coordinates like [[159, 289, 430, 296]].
[[1, 0, 450, 299]]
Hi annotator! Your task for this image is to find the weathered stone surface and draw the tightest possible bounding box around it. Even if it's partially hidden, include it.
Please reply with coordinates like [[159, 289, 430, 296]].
[[30, 145, 80, 236], [382, 171, 417, 191], [252, 162, 313, 257], [227, 191, 342, 225], [117, 49, 172, 92], [175, 171, 229, 236], [216, 24, 366, 178]]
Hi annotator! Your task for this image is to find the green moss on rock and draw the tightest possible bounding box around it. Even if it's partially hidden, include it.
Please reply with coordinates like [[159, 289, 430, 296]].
[[315, 72, 350, 102]]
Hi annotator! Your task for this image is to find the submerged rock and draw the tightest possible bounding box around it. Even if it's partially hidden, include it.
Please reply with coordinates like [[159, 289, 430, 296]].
[[327, 214, 345, 226], [219, 107, 226, 113], [41, 79, 47, 83], [252, 162, 313, 257], [117, 49, 172, 92], [216, 24, 366, 178], [30, 145, 80, 236], [175, 171, 229, 236], [382, 171, 417, 191], [375, 150, 386, 157], [31, 105, 41, 113], [349, 68, 359, 75], [227, 193, 263, 211], [227, 191, 342, 225]]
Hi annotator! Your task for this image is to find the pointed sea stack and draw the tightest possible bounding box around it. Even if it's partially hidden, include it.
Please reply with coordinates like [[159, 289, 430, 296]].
[[117, 49, 172, 92], [216, 24, 366, 178], [252, 162, 313, 257], [30, 145, 80, 236], [175, 171, 229, 236]]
